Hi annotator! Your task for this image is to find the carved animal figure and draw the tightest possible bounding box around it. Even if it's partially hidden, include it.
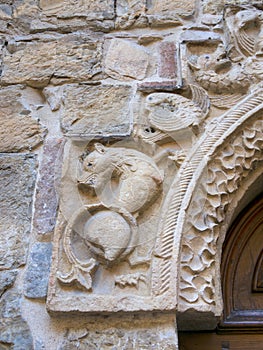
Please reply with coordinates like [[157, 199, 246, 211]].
[[145, 92, 203, 133], [232, 9, 262, 57], [188, 43, 251, 94], [78, 143, 164, 214], [137, 89, 209, 144]]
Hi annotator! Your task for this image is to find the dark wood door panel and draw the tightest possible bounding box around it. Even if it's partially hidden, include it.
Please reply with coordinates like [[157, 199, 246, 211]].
[[179, 332, 263, 350], [221, 194, 263, 329]]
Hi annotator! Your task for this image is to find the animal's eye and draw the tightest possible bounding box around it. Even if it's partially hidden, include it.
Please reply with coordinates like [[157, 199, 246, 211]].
[[87, 162, 93, 167]]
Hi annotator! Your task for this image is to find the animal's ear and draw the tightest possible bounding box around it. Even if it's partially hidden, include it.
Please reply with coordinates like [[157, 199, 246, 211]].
[[94, 143, 106, 154]]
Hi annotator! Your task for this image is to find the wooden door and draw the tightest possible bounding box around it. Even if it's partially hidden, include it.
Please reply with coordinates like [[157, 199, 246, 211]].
[[179, 194, 263, 349]]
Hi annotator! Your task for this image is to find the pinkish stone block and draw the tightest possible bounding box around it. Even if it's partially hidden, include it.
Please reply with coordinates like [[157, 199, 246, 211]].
[[33, 138, 64, 236], [158, 41, 177, 79]]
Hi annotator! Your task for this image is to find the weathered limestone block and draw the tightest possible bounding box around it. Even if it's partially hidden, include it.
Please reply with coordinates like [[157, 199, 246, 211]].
[[33, 138, 63, 236], [0, 154, 37, 269], [115, 0, 148, 29], [105, 39, 151, 80], [24, 242, 53, 299], [1, 35, 103, 87], [0, 289, 33, 349], [0, 4, 12, 33], [0, 86, 46, 153], [29, 0, 115, 33], [39, 0, 114, 20], [13, 0, 39, 18], [202, 1, 263, 15], [147, 0, 195, 17], [0, 270, 18, 297], [116, 0, 146, 16], [201, 0, 225, 14], [59, 84, 133, 136], [29, 16, 114, 35], [60, 323, 178, 350]]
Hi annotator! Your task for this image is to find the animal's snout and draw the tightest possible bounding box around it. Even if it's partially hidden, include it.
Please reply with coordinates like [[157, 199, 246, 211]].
[[77, 173, 96, 186]]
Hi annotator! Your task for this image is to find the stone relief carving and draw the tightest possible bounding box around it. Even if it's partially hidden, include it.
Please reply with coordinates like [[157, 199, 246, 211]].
[[179, 115, 263, 308], [48, 136, 179, 312], [183, 5, 263, 110], [48, 4, 263, 315], [177, 84, 263, 309], [55, 143, 165, 292], [152, 85, 263, 301], [78, 143, 164, 216], [135, 87, 209, 148]]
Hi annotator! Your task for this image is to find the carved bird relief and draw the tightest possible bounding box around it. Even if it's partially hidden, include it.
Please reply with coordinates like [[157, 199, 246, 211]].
[[137, 86, 209, 144], [231, 9, 263, 58], [145, 93, 202, 132]]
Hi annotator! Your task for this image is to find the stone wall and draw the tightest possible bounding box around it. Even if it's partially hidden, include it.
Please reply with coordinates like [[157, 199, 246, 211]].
[[1, 0, 263, 349]]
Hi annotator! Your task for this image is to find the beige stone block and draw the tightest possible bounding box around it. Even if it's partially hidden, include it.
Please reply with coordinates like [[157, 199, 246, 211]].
[[202, 0, 258, 15], [202, 0, 225, 14], [1, 35, 103, 87], [13, 0, 39, 19], [147, 0, 195, 16], [0, 154, 37, 269], [59, 316, 178, 349], [0, 86, 46, 152], [39, 0, 114, 19], [105, 38, 150, 80], [116, 0, 146, 16], [58, 84, 133, 136]]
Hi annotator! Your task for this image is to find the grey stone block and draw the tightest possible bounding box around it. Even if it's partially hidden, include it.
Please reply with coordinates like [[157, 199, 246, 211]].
[[24, 242, 53, 299]]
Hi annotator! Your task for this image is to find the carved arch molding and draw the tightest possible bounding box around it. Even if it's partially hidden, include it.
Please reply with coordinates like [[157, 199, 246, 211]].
[[177, 92, 263, 328]]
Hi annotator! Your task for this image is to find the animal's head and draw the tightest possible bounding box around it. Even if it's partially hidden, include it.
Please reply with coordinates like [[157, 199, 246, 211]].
[[78, 143, 114, 191]]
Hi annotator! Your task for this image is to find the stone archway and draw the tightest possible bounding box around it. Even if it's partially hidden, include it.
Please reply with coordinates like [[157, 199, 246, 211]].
[[176, 88, 263, 329], [151, 85, 263, 329]]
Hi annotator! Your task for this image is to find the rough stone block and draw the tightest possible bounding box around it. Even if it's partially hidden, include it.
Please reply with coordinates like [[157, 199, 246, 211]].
[[116, 0, 146, 16], [202, 0, 258, 15], [59, 84, 133, 136], [105, 38, 151, 80], [39, 0, 114, 20], [201, 0, 225, 14], [60, 324, 178, 350], [0, 154, 37, 269], [24, 242, 53, 299], [1, 35, 103, 87], [0, 270, 18, 297], [147, 0, 195, 17], [0, 289, 33, 349], [0, 86, 46, 153], [33, 138, 63, 236]]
